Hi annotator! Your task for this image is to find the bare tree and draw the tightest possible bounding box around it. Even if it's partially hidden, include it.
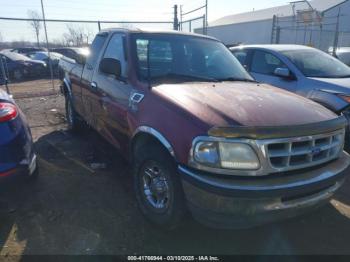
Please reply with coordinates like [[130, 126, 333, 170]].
[[84, 27, 95, 45], [0, 31, 3, 42], [63, 24, 93, 47], [27, 10, 42, 48]]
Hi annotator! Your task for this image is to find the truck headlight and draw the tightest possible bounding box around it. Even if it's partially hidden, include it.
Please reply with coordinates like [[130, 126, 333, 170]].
[[193, 140, 260, 170]]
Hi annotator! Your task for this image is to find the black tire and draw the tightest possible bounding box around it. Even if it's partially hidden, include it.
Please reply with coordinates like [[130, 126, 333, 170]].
[[65, 95, 84, 133], [133, 143, 186, 230]]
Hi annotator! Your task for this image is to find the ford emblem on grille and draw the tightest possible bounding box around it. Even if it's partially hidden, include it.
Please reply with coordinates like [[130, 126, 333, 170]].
[[311, 147, 322, 156]]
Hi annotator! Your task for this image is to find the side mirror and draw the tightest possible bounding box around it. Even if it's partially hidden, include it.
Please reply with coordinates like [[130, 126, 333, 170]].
[[99, 58, 121, 78], [274, 67, 292, 79]]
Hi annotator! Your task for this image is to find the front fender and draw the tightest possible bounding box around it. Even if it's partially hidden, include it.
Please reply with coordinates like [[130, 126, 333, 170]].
[[132, 126, 176, 160]]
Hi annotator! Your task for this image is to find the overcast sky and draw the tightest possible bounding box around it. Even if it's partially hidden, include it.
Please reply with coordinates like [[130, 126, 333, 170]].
[[0, 0, 288, 42]]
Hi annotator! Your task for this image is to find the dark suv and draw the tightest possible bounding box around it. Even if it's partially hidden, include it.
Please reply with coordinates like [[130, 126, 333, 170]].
[[60, 29, 350, 229]]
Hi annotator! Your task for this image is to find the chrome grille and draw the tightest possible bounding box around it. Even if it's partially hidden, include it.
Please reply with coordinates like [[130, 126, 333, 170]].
[[263, 129, 345, 172]]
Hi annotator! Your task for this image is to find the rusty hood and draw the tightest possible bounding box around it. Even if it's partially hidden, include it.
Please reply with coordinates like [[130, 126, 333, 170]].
[[152, 82, 338, 128]]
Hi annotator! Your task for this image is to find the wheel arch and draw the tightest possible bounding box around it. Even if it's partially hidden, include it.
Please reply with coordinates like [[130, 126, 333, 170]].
[[62, 77, 72, 97], [131, 126, 177, 162]]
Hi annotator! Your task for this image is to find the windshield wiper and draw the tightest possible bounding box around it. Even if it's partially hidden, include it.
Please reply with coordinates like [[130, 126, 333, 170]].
[[216, 77, 258, 83], [152, 73, 219, 83]]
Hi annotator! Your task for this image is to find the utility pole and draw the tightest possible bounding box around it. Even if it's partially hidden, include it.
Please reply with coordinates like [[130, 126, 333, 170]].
[[332, 8, 341, 56], [205, 0, 208, 29], [271, 15, 277, 44], [40, 0, 55, 91], [173, 5, 179, 30], [180, 5, 183, 31]]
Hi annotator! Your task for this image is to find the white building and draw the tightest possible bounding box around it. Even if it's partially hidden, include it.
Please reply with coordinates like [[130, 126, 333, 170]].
[[198, 0, 350, 51]]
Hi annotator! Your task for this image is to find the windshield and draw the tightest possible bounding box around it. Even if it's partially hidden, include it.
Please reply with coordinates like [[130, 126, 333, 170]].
[[282, 49, 350, 78], [132, 33, 253, 83], [1, 52, 31, 61]]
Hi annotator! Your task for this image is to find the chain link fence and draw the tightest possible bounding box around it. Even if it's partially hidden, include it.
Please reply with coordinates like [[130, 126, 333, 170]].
[[0, 17, 173, 98], [272, 11, 350, 52], [178, 1, 207, 35], [180, 15, 206, 34]]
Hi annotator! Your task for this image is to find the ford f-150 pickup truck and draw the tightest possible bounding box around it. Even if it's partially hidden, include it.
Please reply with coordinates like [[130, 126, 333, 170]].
[[60, 29, 350, 229]]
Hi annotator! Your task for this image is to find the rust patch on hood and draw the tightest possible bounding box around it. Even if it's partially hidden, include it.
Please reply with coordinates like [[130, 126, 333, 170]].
[[153, 82, 338, 128]]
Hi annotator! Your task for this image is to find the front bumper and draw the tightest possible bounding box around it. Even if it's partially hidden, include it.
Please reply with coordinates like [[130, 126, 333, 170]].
[[179, 152, 350, 229]]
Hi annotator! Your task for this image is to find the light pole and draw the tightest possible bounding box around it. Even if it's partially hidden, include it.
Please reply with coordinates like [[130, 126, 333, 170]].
[[205, 0, 208, 34], [40, 0, 55, 91]]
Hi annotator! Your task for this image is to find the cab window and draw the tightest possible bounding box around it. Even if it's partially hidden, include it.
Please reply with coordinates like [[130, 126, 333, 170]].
[[86, 34, 107, 69], [102, 34, 127, 77]]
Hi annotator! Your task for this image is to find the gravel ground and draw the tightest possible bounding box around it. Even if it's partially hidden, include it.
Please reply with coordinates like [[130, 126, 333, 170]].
[[1, 79, 61, 99], [0, 94, 350, 257]]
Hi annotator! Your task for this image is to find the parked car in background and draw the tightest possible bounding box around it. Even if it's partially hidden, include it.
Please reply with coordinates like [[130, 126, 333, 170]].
[[61, 29, 350, 229], [27, 51, 63, 75], [11, 47, 47, 56], [329, 47, 350, 66], [51, 47, 89, 62], [0, 89, 38, 184], [230, 45, 350, 117], [0, 51, 47, 81]]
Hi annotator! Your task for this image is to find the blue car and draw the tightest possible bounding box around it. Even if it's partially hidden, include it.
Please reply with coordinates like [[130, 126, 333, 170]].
[[0, 89, 37, 183], [230, 45, 350, 115]]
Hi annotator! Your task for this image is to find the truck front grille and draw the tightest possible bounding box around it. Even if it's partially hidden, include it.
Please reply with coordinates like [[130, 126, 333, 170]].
[[263, 129, 344, 172]]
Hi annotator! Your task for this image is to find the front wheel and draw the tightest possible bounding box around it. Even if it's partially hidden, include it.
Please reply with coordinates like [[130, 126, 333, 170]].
[[133, 144, 186, 230]]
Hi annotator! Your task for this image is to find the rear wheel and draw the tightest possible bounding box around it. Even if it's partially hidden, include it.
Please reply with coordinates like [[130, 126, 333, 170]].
[[133, 143, 186, 230], [65, 96, 84, 133]]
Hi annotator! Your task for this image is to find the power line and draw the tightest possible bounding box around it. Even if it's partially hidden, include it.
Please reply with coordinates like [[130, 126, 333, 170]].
[[0, 16, 173, 24]]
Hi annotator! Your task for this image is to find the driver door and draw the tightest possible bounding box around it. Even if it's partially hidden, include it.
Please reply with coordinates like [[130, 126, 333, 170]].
[[90, 33, 133, 151]]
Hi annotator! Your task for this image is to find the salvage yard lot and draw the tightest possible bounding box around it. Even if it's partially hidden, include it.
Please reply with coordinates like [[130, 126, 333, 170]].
[[1, 88, 350, 256]]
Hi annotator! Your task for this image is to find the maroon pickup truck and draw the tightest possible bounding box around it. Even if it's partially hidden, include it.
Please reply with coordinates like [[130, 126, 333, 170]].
[[60, 29, 350, 229]]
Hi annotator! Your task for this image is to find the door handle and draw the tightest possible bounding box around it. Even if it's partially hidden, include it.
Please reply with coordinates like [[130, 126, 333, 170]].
[[90, 82, 97, 90]]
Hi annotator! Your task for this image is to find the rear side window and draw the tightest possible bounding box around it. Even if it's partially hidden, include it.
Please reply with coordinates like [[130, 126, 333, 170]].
[[251, 50, 286, 75], [86, 34, 107, 69]]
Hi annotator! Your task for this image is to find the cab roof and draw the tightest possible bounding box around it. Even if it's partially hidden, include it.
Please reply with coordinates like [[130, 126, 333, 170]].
[[98, 28, 219, 41]]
